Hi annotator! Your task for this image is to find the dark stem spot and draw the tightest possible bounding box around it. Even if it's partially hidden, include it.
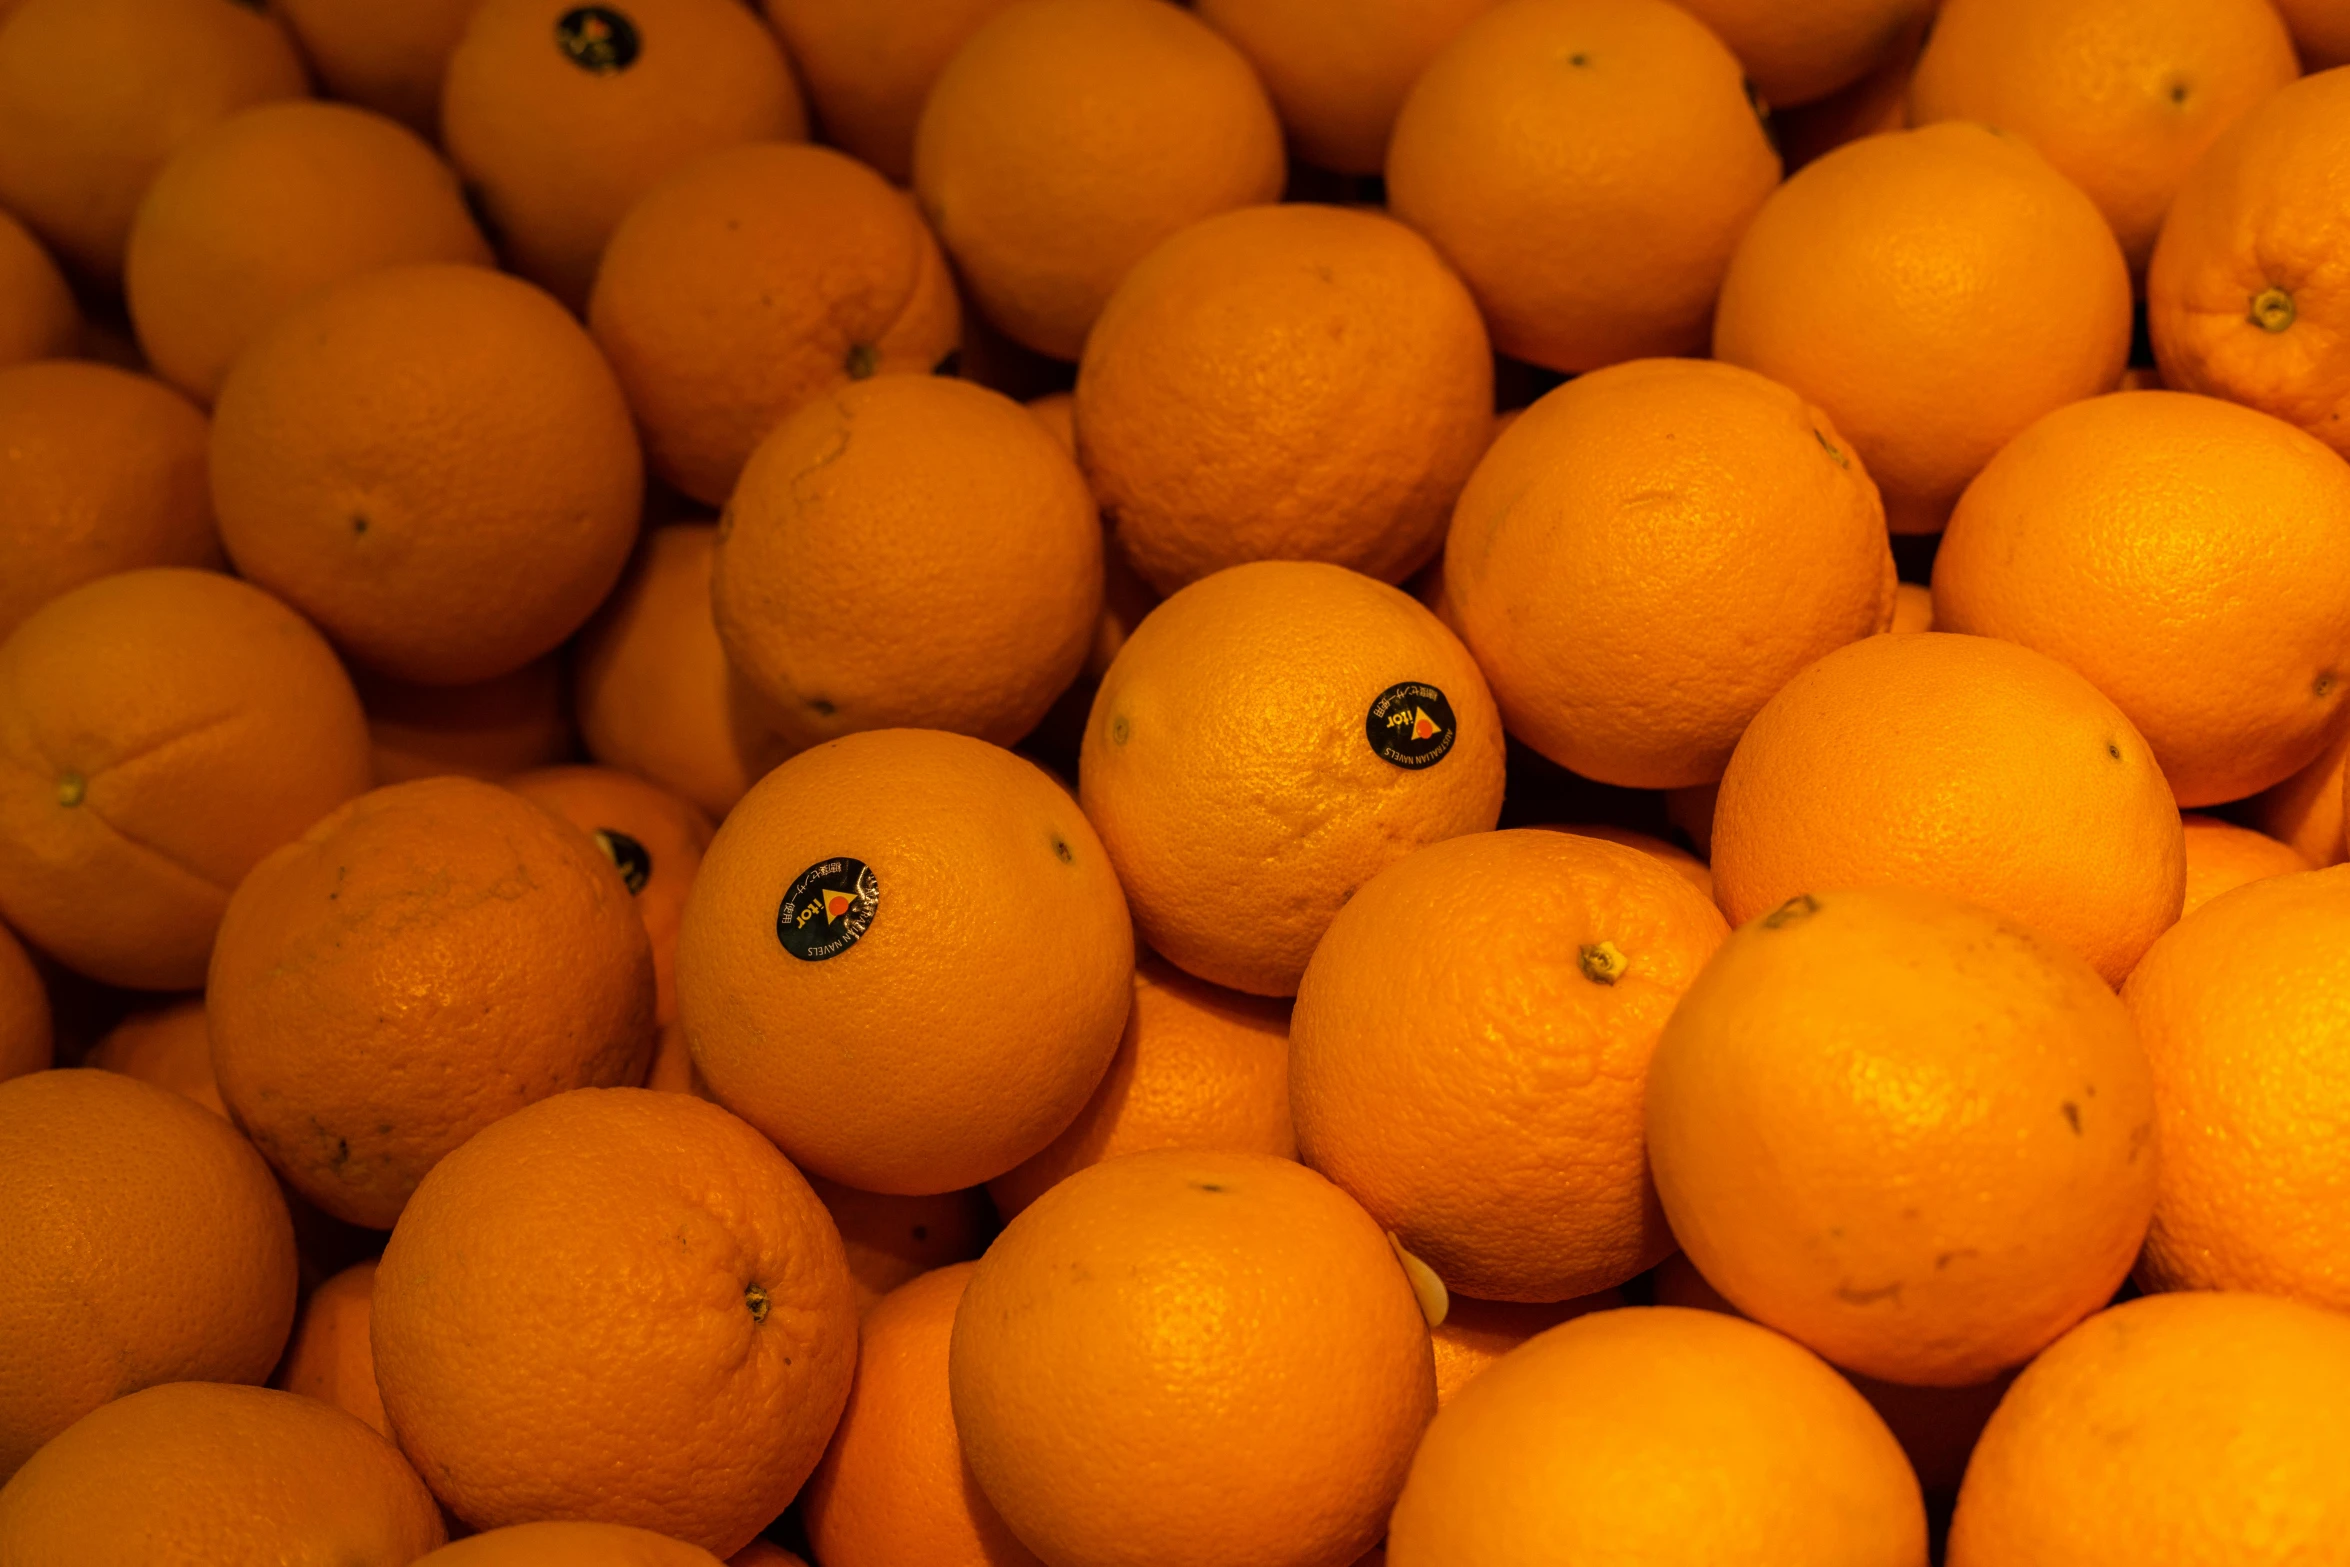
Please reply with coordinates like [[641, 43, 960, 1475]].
[[2251, 286, 2297, 333], [1762, 893, 1820, 929], [54, 771, 85, 808], [1192, 1181, 1226, 1194], [844, 343, 878, 380], [910, 1225, 928, 1242], [2167, 78, 2190, 105], [1110, 715, 1130, 745], [745, 1283, 770, 1323], [2061, 1100, 2083, 1134], [807, 697, 836, 717], [2107, 741, 2123, 760], [1814, 428, 1849, 468], [2317, 671, 2337, 699], [1051, 834, 1074, 864], [1568, 51, 1590, 66], [351, 513, 369, 536]]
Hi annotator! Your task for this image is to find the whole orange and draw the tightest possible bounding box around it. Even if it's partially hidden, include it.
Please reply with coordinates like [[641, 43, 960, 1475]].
[[759, 0, 1016, 183], [2179, 813, 2312, 918]]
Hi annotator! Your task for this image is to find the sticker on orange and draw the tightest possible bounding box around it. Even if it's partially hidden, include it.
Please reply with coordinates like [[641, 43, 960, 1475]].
[[1366, 682, 1458, 770], [777, 857, 878, 962]]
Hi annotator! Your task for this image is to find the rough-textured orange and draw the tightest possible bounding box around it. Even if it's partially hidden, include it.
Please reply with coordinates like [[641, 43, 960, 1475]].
[[1675, 0, 1926, 108], [0, 210, 74, 369], [359, 657, 576, 786], [761, 0, 1017, 183], [414, 1522, 729, 1567], [0, 924, 44, 1083], [272, 1258, 389, 1436], [806, 1176, 997, 1315], [85, 995, 220, 1115], [2179, 813, 2312, 919], [2250, 721, 2350, 868], [274, 0, 478, 132], [1429, 1292, 1621, 1408]]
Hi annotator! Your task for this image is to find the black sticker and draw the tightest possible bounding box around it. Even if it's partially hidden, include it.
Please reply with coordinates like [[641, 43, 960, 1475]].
[[776, 857, 878, 962], [1366, 682, 1458, 770], [555, 6, 640, 73], [593, 828, 651, 895]]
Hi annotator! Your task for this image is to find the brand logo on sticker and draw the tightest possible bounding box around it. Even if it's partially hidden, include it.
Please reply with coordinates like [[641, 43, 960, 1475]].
[[592, 828, 652, 895], [1365, 682, 1459, 770], [555, 5, 640, 73], [776, 857, 877, 962]]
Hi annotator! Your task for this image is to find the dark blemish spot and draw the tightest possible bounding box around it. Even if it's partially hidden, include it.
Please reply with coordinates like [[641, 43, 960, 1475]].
[[911, 1225, 928, 1242], [1193, 1182, 1226, 1194], [1051, 834, 1074, 864], [745, 1283, 770, 1323], [2107, 741, 2123, 760], [1568, 51, 1589, 66], [1762, 893, 1820, 929], [331, 1136, 351, 1168], [1110, 715, 1130, 745], [807, 697, 836, 717], [1815, 429, 1849, 468], [593, 828, 652, 894], [2128, 1121, 2154, 1163], [1935, 1249, 1979, 1271], [351, 513, 369, 536], [2061, 1100, 2083, 1135], [845, 343, 878, 379], [2317, 672, 2337, 699], [1836, 1281, 1902, 1305], [2167, 78, 2190, 105]]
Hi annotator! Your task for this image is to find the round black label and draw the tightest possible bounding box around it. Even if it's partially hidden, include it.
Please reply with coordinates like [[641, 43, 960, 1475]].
[[776, 857, 878, 962], [1366, 682, 1458, 770], [555, 6, 640, 73], [593, 828, 651, 895]]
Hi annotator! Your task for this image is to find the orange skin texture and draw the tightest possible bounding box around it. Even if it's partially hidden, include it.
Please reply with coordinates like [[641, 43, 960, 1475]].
[[1715, 122, 2133, 535], [2179, 813, 2312, 918], [374, 1088, 857, 1554], [1675, 0, 1926, 108], [761, 0, 1017, 183], [591, 142, 961, 506], [1547, 823, 1713, 901], [575, 523, 793, 822], [273, 1257, 390, 1437], [359, 656, 577, 787], [1908, 0, 2296, 276], [677, 728, 1133, 1195], [85, 994, 221, 1115], [274, 0, 478, 133], [0, 568, 373, 991], [0, 0, 308, 280], [714, 375, 1101, 751], [1773, 12, 1927, 172], [1712, 632, 2185, 985], [0, 1381, 442, 1559], [805, 1175, 997, 1315], [804, 1264, 1041, 1567], [1932, 391, 2350, 806], [2250, 719, 2350, 867], [126, 99, 491, 405], [509, 764, 715, 1027], [1386, 1307, 1926, 1567], [0, 210, 75, 369], [207, 775, 658, 1228], [0, 361, 219, 642], [2121, 866, 2350, 1308], [950, 1150, 1437, 1567], [1446, 358, 1897, 789], [2150, 68, 2350, 461], [440, 0, 806, 310], [912, 0, 1286, 360], [1194, 0, 1498, 175], [1026, 392, 1159, 680], [0, 923, 46, 1083], [211, 263, 643, 686], [1887, 581, 1934, 634], [415, 1521, 729, 1567], [1948, 1292, 2350, 1566], [1075, 203, 1493, 594], [2274, 0, 2350, 69], [1650, 887, 2158, 1387], [1386, 0, 1781, 374], [1295, 831, 1727, 1302], [989, 953, 1296, 1220], [1429, 1291, 1622, 1408], [1081, 560, 1505, 997], [0, 1070, 297, 1478]]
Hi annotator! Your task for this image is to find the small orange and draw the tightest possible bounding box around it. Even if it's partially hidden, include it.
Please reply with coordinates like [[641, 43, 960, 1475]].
[[84, 994, 220, 1115], [2275, 0, 2350, 69], [374, 1087, 857, 1554], [415, 1522, 728, 1567], [0, 209, 75, 368], [2179, 813, 2311, 918], [272, 1257, 390, 1437], [806, 1175, 997, 1315], [951, 1150, 1436, 1567], [1429, 1291, 1621, 1407], [1888, 581, 1935, 634], [759, 0, 1017, 183], [273, 0, 479, 132], [590, 143, 960, 507], [359, 657, 577, 786], [1676, 0, 1926, 108], [0, 922, 45, 1083], [2249, 722, 2350, 867], [1385, 0, 1780, 374]]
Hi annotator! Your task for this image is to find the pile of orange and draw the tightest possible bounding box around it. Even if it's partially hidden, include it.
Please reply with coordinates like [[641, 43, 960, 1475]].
[[6, 0, 2350, 1561]]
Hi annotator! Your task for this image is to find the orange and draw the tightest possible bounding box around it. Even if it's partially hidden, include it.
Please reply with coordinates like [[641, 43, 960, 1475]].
[[912, 0, 1286, 360], [2250, 721, 2350, 868], [806, 1175, 997, 1315], [1933, 391, 2350, 806], [1665, 781, 1718, 859], [208, 775, 657, 1227], [1715, 122, 2133, 535], [2179, 813, 2313, 917], [712, 375, 1100, 750], [360, 656, 577, 786], [125, 99, 492, 404], [2275, 0, 2350, 70], [0, 1069, 296, 1476], [950, 1150, 1436, 1567], [2121, 866, 2350, 1309], [1081, 560, 1505, 996], [1888, 581, 1934, 634], [731, 1547, 809, 1567], [0, 0, 308, 279], [1194, 0, 1496, 175], [803, 1263, 1039, 1567], [0, 568, 372, 990], [1385, 0, 1780, 374], [0, 922, 44, 1083], [679, 728, 1130, 1195], [1295, 830, 1727, 1302], [210, 264, 643, 686], [0, 1381, 442, 1557], [590, 143, 960, 507], [0, 360, 218, 642], [374, 1087, 856, 1553], [2148, 69, 2350, 460], [416, 1522, 729, 1567], [273, 1257, 390, 1436], [274, 0, 480, 132], [1712, 632, 2185, 985], [1773, 11, 1928, 171], [988, 953, 1295, 1220], [1386, 1307, 1926, 1566], [760, 0, 1017, 183], [1074, 203, 1492, 593], [1446, 358, 1896, 789], [1026, 391, 1158, 680], [1948, 1292, 2350, 1566], [0, 209, 75, 368], [84, 995, 220, 1115], [442, 0, 805, 309], [1908, 0, 2297, 275], [1650, 887, 2158, 1387], [1547, 823, 1713, 900], [1677, 0, 1926, 108], [1428, 1291, 1621, 1408]]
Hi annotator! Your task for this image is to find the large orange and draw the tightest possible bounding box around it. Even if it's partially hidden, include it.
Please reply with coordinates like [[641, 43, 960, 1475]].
[[1080, 560, 1505, 996], [806, 1175, 997, 1316], [373, 1087, 857, 1555], [677, 728, 1132, 1195], [1293, 830, 1727, 1302], [359, 656, 577, 786], [950, 1150, 1435, 1567], [1715, 122, 2133, 534], [0, 923, 44, 1083], [759, 0, 1017, 183], [2250, 721, 2350, 867], [208, 775, 657, 1227], [210, 264, 643, 686], [1385, 0, 1779, 374], [273, 0, 479, 132], [2179, 813, 2311, 918], [1074, 203, 1492, 593], [0, 1069, 296, 1476], [1675, 0, 1925, 108], [1711, 632, 2185, 985], [0, 209, 75, 368], [1386, 1307, 1926, 1566], [911, 0, 1285, 360], [1445, 357, 1895, 789], [415, 1522, 728, 1567], [273, 1257, 390, 1437]]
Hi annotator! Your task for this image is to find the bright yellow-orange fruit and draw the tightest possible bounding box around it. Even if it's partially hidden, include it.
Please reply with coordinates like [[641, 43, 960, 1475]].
[[2179, 813, 2311, 918]]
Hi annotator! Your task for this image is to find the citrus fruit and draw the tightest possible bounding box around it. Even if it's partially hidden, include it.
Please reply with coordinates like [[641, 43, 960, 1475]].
[[2275, 0, 2350, 69], [2179, 813, 2313, 918], [806, 1176, 997, 1315], [272, 1257, 389, 1437], [84, 995, 220, 1115], [1675, 0, 1926, 108], [0, 209, 75, 368], [1428, 1291, 1621, 1408], [2250, 722, 2350, 867], [1547, 823, 1713, 899], [359, 657, 576, 786], [415, 1521, 729, 1567], [759, 0, 1016, 183], [273, 0, 479, 132], [0, 923, 45, 1084]]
